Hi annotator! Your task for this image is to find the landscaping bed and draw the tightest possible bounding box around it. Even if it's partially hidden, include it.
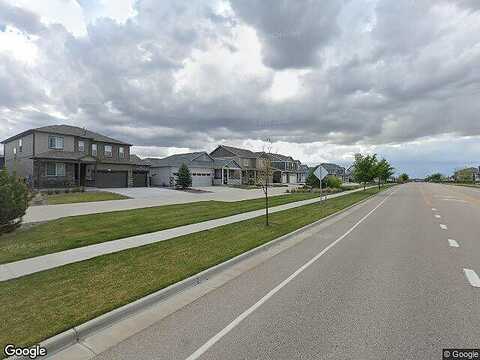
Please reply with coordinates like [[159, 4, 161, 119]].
[[0, 186, 391, 349]]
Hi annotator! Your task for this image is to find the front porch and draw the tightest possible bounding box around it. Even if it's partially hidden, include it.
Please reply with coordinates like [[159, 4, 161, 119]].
[[33, 159, 96, 189]]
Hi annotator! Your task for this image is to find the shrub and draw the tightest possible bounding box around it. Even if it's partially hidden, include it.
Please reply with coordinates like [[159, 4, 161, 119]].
[[65, 188, 70, 194], [54, 189, 61, 194], [326, 176, 342, 189], [47, 190, 54, 195], [0, 170, 29, 234]]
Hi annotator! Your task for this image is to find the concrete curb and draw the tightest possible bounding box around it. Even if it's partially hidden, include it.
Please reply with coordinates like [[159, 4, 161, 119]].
[[11, 187, 394, 360]]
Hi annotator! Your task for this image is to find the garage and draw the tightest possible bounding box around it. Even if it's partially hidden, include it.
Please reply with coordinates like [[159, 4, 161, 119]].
[[191, 170, 213, 187], [133, 171, 148, 187], [96, 171, 128, 188]]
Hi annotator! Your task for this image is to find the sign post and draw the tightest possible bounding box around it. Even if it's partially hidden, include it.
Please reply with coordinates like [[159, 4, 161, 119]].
[[314, 165, 329, 200]]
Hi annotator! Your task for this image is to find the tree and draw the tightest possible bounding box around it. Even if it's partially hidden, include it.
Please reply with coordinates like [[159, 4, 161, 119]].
[[326, 176, 342, 189], [352, 153, 378, 190], [398, 173, 409, 183], [0, 170, 29, 234], [256, 140, 274, 226], [425, 173, 443, 183], [176, 163, 192, 189], [306, 166, 320, 188], [375, 158, 395, 189]]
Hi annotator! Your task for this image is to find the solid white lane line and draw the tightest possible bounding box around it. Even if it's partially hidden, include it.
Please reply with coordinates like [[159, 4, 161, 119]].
[[184, 190, 396, 360], [448, 239, 459, 248], [435, 214, 441, 219], [432, 208, 437, 211], [440, 224, 448, 230], [464, 269, 480, 288]]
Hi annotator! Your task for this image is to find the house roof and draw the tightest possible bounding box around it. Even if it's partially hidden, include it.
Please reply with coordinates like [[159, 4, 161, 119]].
[[1, 124, 131, 145], [146, 152, 214, 167], [212, 145, 258, 159], [320, 163, 346, 173], [130, 154, 151, 166], [213, 158, 242, 169], [256, 151, 295, 162]]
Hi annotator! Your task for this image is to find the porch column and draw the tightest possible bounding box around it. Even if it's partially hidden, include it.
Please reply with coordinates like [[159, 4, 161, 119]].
[[226, 167, 229, 184], [221, 167, 224, 185], [77, 162, 81, 187]]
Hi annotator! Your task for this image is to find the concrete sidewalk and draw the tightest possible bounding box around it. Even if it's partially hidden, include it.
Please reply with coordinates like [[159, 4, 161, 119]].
[[0, 187, 373, 282], [23, 186, 294, 223]]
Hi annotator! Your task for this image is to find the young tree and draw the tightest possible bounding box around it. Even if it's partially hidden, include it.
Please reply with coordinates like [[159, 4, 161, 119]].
[[375, 158, 395, 189], [176, 163, 192, 189], [257, 140, 274, 226], [0, 170, 29, 233], [353, 153, 378, 190], [398, 173, 409, 183]]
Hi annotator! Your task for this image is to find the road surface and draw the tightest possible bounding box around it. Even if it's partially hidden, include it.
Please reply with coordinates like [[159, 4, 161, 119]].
[[90, 183, 480, 360]]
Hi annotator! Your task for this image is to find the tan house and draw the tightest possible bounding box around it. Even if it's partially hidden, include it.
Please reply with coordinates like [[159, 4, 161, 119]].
[[210, 145, 259, 185], [1, 124, 150, 188]]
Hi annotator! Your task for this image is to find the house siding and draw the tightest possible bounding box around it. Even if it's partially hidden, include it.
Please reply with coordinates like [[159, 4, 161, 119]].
[[4, 133, 34, 179]]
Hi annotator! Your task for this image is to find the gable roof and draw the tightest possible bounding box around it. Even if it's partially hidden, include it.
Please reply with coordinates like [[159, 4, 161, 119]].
[[146, 152, 214, 167], [256, 152, 294, 162], [320, 163, 346, 173], [213, 158, 242, 169], [1, 124, 131, 145], [211, 145, 258, 159]]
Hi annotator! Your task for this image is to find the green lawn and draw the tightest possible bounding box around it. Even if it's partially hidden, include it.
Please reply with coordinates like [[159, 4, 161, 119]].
[[45, 191, 129, 205], [0, 186, 391, 349], [0, 192, 330, 264]]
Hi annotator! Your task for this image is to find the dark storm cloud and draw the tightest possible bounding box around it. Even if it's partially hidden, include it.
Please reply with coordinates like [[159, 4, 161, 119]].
[[229, 0, 344, 69], [1, 0, 480, 161]]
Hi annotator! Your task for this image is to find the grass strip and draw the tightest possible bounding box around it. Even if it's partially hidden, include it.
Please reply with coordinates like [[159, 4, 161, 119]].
[[0, 186, 391, 349], [46, 191, 130, 205], [1, 192, 329, 264]]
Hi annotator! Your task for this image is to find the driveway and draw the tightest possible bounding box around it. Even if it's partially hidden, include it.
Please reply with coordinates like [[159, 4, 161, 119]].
[[24, 186, 295, 223]]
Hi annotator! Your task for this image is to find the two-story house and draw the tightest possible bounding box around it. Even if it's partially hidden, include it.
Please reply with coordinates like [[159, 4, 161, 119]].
[[1, 125, 150, 189], [210, 145, 259, 185], [256, 152, 300, 184]]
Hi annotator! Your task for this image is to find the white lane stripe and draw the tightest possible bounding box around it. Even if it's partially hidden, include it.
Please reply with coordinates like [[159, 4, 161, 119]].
[[464, 269, 480, 288], [435, 214, 441, 219], [432, 208, 437, 211], [184, 190, 396, 360], [448, 239, 459, 247], [440, 224, 448, 230]]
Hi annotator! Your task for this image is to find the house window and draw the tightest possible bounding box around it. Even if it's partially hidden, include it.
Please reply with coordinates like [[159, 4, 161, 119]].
[[18, 138, 23, 152], [49, 136, 64, 150], [119, 147, 125, 159], [78, 140, 85, 152], [243, 159, 249, 167], [92, 144, 97, 156], [47, 163, 66, 177], [13, 147, 17, 156], [104, 145, 112, 157]]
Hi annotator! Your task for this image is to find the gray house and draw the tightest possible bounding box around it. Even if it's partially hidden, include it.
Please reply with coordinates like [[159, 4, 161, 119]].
[[148, 152, 215, 187], [320, 163, 347, 183], [210, 145, 259, 185], [1, 124, 150, 188]]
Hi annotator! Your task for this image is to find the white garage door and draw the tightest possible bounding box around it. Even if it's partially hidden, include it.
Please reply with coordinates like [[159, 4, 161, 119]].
[[191, 169, 212, 187]]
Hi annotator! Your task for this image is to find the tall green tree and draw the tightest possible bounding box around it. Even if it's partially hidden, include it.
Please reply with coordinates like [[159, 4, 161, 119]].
[[375, 158, 395, 189], [0, 170, 29, 233], [353, 153, 378, 190], [176, 163, 192, 189]]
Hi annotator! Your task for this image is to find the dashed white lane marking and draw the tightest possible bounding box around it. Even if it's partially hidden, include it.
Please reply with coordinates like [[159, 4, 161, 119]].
[[448, 239, 459, 247], [432, 208, 438, 211], [184, 191, 397, 360], [440, 224, 448, 230], [464, 269, 480, 288], [435, 214, 441, 219]]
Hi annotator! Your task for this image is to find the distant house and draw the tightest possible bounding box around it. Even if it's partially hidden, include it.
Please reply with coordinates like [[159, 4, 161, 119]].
[[320, 163, 347, 182], [256, 152, 307, 184], [454, 167, 480, 183], [1, 124, 149, 188], [297, 163, 309, 184], [345, 164, 355, 182], [210, 145, 259, 185], [147, 152, 216, 187]]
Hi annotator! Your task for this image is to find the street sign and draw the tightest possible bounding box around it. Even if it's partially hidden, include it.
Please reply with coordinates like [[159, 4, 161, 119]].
[[314, 165, 329, 181]]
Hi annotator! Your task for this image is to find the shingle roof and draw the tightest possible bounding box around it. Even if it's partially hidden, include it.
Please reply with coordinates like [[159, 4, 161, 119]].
[[213, 158, 242, 169], [2, 124, 131, 145], [320, 163, 345, 174], [147, 152, 213, 167], [216, 145, 258, 158], [130, 154, 151, 166]]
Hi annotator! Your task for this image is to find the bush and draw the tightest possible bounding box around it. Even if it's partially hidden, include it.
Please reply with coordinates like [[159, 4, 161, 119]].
[[0, 170, 29, 234], [47, 190, 54, 195], [326, 176, 342, 189], [54, 189, 61, 194], [65, 188, 70, 194]]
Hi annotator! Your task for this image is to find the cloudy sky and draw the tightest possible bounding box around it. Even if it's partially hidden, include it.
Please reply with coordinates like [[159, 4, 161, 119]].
[[1, 0, 480, 177]]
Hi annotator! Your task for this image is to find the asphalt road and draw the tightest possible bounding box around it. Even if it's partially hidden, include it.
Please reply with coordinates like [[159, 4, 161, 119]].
[[92, 183, 480, 360]]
